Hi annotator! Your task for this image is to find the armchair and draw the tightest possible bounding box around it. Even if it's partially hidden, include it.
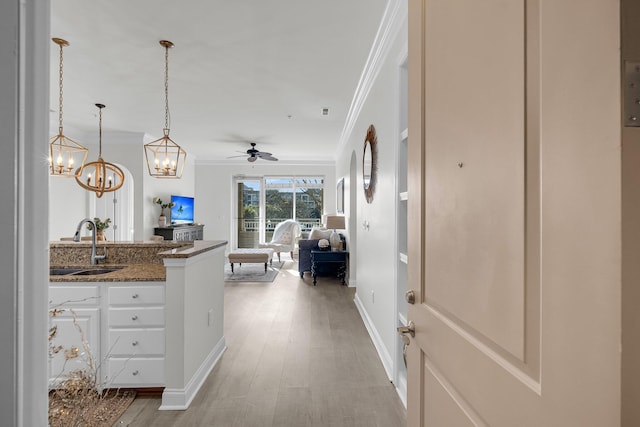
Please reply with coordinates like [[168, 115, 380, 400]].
[[259, 219, 301, 262]]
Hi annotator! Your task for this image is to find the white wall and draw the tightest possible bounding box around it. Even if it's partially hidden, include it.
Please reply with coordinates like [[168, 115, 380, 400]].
[[195, 161, 336, 243], [335, 1, 407, 378], [49, 128, 196, 241]]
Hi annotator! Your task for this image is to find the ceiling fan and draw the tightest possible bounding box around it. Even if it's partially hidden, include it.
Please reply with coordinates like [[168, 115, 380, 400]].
[[229, 142, 278, 162]]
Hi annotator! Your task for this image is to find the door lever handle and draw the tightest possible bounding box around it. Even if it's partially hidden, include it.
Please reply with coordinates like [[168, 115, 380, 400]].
[[397, 321, 415, 338], [397, 321, 415, 367]]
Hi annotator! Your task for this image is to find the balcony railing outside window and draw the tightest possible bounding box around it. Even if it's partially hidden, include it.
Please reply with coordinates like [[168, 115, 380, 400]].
[[238, 218, 322, 248]]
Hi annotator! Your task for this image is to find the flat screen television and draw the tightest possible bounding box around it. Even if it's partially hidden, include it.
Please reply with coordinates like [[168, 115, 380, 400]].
[[170, 195, 194, 225]]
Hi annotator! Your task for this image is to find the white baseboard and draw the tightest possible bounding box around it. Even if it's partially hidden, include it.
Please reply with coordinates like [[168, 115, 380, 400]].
[[159, 336, 227, 410], [353, 292, 393, 380], [348, 278, 356, 287], [396, 369, 407, 408]]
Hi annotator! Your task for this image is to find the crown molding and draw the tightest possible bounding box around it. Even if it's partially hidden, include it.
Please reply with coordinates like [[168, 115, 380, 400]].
[[336, 0, 407, 155]]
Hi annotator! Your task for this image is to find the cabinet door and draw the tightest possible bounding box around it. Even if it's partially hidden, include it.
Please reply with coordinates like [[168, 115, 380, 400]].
[[49, 307, 100, 384]]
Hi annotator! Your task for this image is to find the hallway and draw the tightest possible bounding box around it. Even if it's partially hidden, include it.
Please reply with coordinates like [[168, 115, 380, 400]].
[[118, 260, 407, 426]]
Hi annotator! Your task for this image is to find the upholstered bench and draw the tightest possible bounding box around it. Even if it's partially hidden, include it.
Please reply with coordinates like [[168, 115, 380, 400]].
[[228, 248, 274, 273]]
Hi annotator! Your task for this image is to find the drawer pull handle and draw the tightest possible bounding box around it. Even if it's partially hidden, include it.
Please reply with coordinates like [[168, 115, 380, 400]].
[[131, 315, 138, 321], [132, 341, 139, 346], [132, 293, 139, 299], [132, 370, 139, 376]]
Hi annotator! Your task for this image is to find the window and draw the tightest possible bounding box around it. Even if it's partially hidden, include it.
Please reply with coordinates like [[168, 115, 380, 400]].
[[234, 176, 324, 248]]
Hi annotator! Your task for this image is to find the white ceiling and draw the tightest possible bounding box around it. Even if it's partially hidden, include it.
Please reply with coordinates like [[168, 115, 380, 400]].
[[50, 0, 388, 163]]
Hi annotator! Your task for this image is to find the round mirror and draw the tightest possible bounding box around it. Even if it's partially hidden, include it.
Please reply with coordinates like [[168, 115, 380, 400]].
[[362, 124, 377, 203]]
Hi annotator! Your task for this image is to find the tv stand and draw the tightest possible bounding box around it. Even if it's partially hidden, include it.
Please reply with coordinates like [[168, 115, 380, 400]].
[[154, 224, 204, 241]]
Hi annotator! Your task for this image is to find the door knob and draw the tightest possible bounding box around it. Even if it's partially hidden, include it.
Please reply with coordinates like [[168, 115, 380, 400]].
[[405, 290, 415, 304], [397, 321, 415, 338]]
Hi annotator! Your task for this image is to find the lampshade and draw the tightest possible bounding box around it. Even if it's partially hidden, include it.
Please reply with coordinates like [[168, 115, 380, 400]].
[[324, 215, 345, 230]]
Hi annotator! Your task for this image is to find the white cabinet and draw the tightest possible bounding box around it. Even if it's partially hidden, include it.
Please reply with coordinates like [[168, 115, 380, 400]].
[[105, 283, 165, 387], [48, 281, 165, 389]]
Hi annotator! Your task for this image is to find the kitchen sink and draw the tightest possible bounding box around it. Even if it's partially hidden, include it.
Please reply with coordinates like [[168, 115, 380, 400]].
[[50, 266, 124, 276], [71, 267, 123, 276]]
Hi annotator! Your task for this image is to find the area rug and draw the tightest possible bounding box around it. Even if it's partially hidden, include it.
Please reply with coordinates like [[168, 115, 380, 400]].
[[224, 261, 283, 282], [49, 388, 136, 427]]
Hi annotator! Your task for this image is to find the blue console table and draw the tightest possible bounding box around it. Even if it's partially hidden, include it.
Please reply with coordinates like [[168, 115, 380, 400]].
[[310, 250, 348, 285]]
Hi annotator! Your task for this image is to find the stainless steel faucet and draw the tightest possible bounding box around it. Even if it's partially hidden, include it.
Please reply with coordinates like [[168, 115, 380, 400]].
[[73, 218, 107, 265]]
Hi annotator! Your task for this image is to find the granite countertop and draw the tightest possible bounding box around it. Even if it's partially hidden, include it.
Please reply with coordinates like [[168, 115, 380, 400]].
[[159, 240, 227, 258], [49, 263, 167, 282], [50, 240, 227, 282]]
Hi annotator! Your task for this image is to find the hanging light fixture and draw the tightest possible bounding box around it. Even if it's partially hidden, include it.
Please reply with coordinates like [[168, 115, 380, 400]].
[[144, 40, 187, 178], [75, 104, 125, 198], [49, 37, 88, 177]]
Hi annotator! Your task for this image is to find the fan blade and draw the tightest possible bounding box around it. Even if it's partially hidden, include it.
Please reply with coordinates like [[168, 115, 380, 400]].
[[226, 154, 248, 159], [261, 155, 278, 161], [255, 151, 273, 157]]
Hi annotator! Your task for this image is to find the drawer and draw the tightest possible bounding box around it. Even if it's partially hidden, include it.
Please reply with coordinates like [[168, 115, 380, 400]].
[[108, 329, 165, 356], [109, 307, 164, 327], [49, 285, 100, 306], [106, 357, 164, 386], [109, 285, 164, 305]]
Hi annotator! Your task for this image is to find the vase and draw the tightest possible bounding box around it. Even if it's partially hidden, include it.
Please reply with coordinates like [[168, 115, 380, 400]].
[[96, 230, 106, 241], [329, 230, 341, 251], [158, 215, 167, 227]]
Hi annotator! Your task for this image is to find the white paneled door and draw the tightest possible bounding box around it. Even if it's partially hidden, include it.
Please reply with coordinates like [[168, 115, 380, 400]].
[[406, 0, 621, 426]]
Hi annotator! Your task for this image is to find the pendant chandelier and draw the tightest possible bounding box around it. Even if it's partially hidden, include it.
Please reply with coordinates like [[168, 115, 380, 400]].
[[75, 104, 125, 198], [144, 40, 187, 178], [49, 38, 88, 177]]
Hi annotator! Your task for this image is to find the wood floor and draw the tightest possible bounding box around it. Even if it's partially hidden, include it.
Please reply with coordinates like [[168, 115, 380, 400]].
[[117, 260, 406, 426]]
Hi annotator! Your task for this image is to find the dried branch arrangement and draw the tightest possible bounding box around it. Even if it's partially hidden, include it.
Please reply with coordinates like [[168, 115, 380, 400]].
[[48, 301, 135, 427]]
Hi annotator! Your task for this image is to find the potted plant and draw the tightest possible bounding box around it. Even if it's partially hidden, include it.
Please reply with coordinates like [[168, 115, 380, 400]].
[[86, 217, 111, 241], [153, 197, 175, 227]]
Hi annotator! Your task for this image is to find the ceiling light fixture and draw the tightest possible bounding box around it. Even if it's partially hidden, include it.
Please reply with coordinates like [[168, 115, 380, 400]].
[[49, 38, 88, 177], [144, 40, 187, 178], [75, 104, 125, 198]]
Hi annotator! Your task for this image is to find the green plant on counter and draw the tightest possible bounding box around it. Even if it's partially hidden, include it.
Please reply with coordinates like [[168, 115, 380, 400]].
[[153, 197, 175, 217], [86, 217, 111, 231]]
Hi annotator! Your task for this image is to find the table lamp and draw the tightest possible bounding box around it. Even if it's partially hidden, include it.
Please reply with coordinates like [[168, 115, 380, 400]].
[[324, 215, 345, 251]]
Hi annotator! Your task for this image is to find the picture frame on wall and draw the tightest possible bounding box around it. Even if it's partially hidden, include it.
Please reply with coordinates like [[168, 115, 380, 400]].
[[337, 178, 344, 213]]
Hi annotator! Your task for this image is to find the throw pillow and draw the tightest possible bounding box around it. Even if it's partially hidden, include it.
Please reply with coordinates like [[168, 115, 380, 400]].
[[309, 228, 332, 240]]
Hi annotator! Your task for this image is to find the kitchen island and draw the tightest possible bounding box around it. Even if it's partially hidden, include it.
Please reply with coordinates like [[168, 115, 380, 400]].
[[49, 239, 227, 410]]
